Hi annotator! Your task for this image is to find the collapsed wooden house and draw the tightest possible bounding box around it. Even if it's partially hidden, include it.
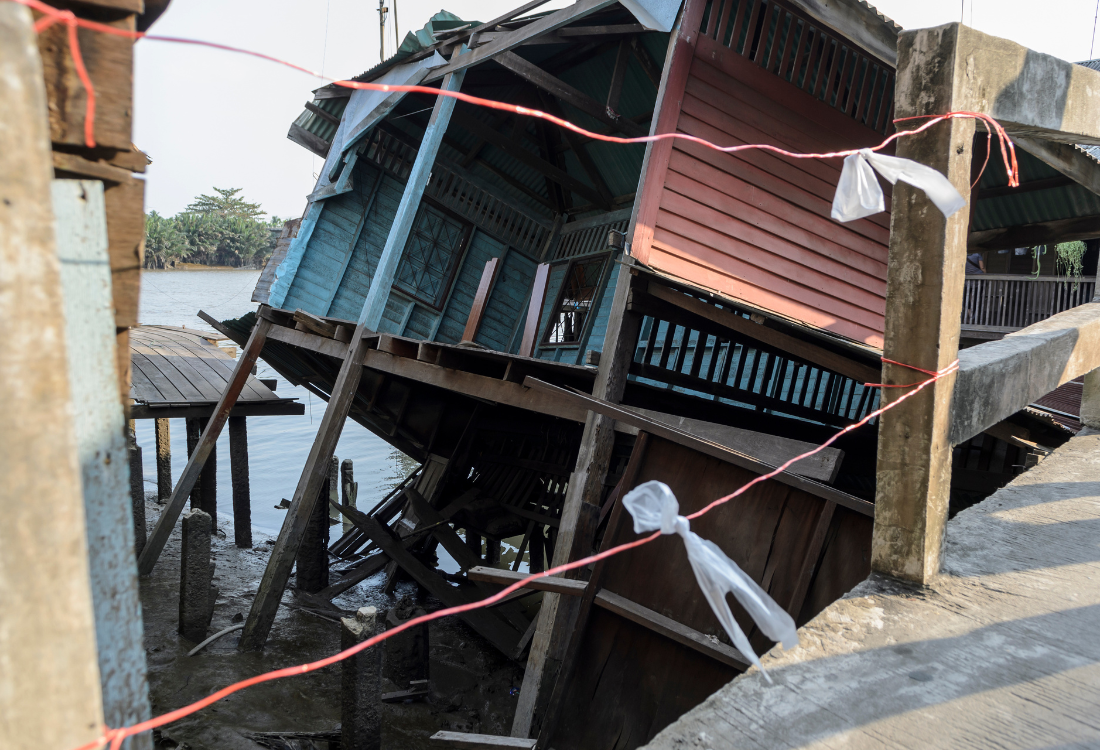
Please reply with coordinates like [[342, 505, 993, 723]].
[[138, 0, 1100, 746]]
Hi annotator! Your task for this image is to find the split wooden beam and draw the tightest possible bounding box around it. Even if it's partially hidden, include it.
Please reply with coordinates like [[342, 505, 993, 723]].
[[494, 51, 647, 138], [137, 316, 272, 575]]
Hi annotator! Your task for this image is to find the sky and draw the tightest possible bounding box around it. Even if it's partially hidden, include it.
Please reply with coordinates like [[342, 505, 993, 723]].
[[133, 0, 1100, 220]]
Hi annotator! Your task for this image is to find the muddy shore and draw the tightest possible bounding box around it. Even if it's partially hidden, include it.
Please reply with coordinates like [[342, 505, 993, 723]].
[[141, 497, 526, 749]]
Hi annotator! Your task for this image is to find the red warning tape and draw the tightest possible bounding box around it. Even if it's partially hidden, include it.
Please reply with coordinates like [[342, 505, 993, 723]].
[[3, 1, 985, 746]]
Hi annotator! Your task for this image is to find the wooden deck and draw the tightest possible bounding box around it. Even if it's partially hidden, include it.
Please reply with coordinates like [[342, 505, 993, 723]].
[[130, 326, 303, 419]]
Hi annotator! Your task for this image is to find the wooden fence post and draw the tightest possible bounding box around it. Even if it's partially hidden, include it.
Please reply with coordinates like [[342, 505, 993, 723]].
[[871, 25, 975, 584]]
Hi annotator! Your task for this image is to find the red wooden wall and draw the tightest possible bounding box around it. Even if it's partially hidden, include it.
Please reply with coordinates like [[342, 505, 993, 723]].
[[631, 0, 895, 348]]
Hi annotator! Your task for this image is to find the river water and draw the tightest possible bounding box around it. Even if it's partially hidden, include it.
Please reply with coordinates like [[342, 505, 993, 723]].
[[135, 268, 415, 540]]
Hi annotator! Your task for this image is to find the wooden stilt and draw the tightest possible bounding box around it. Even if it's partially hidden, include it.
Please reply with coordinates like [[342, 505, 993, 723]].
[[198, 416, 217, 533], [229, 415, 251, 548], [186, 417, 203, 511], [137, 316, 272, 575], [128, 420, 146, 554], [239, 60, 468, 652], [155, 417, 171, 503], [297, 472, 331, 593]]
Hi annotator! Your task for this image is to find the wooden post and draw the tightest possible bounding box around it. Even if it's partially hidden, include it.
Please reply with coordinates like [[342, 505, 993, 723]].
[[186, 417, 203, 511], [519, 263, 551, 356], [239, 58, 468, 652], [462, 257, 500, 342], [155, 417, 171, 502], [341, 458, 356, 534], [137, 316, 271, 575], [871, 25, 975, 584], [0, 8, 106, 744], [229, 415, 251, 548], [329, 454, 341, 525], [128, 420, 147, 554], [198, 416, 217, 532], [297, 472, 331, 593], [358, 55, 468, 332], [341, 607, 382, 750]]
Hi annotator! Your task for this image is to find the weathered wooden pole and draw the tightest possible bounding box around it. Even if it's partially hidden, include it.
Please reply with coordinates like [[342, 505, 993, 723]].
[[240, 57, 468, 651], [186, 417, 203, 510], [129, 420, 147, 554], [0, 8, 107, 745], [341, 606, 382, 750], [296, 473, 331, 593], [328, 454, 340, 525], [229, 415, 251, 548], [198, 416, 217, 532], [155, 417, 172, 502], [871, 24, 975, 584], [341, 458, 356, 534]]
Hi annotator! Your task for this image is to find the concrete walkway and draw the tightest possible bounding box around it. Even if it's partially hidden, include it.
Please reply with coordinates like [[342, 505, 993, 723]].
[[645, 429, 1100, 749]]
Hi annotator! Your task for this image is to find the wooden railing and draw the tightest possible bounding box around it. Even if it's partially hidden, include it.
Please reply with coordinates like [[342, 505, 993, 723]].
[[962, 274, 1096, 332]]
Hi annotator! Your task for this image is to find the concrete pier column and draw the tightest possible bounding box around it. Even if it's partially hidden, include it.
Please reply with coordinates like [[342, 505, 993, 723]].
[[197, 416, 217, 533], [341, 458, 356, 534], [154, 418, 171, 503], [384, 602, 429, 687], [341, 606, 382, 750], [128, 420, 146, 554], [229, 415, 251, 548], [179, 509, 217, 642], [296, 472, 331, 592]]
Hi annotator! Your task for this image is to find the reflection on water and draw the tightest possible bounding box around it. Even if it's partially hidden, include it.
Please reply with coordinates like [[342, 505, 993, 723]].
[[135, 269, 412, 538]]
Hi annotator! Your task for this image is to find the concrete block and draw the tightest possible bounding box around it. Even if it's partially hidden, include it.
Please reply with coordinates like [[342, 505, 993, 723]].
[[341, 606, 381, 750], [384, 598, 429, 687], [179, 509, 217, 643]]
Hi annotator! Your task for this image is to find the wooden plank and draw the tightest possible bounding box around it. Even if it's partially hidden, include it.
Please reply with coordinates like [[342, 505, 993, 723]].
[[304, 100, 340, 126], [359, 62, 467, 333], [138, 317, 272, 574], [968, 214, 1100, 251], [593, 589, 750, 669], [288, 123, 330, 157], [495, 51, 645, 139], [431, 731, 536, 749], [468, 566, 587, 595], [522, 376, 874, 516], [462, 257, 501, 342], [519, 263, 550, 356], [423, 0, 618, 83], [52, 151, 132, 183], [294, 309, 339, 339], [643, 283, 881, 382]]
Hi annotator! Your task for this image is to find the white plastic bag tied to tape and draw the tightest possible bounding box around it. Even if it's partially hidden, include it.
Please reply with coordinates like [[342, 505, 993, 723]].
[[622, 481, 798, 681], [831, 148, 967, 223]]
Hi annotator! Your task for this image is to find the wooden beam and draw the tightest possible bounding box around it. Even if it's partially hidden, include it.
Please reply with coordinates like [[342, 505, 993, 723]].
[[976, 174, 1073, 200], [450, 109, 611, 209], [52, 151, 132, 183], [969, 214, 1100, 250], [494, 51, 647, 138], [606, 39, 630, 115], [468, 566, 588, 595], [138, 316, 272, 574], [287, 123, 330, 158], [304, 101, 340, 126], [629, 35, 662, 88], [1014, 136, 1100, 200], [593, 589, 750, 670], [950, 302, 1100, 445], [536, 92, 615, 209], [641, 283, 882, 383], [431, 731, 536, 749], [462, 258, 501, 342], [360, 62, 468, 332], [519, 263, 550, 356], [523, 376, 874, 516], [423, 0, 618, 83], [293, 309, 339, 339], [784, 0, 898, 66]]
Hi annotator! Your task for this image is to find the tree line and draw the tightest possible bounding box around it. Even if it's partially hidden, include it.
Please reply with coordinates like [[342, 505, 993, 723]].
[[144, 188, 288, 269]]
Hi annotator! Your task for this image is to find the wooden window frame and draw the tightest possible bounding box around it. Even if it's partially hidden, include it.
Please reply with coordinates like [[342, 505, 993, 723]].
[[541, 252, 610, 348], [394, 197, 474, 311]]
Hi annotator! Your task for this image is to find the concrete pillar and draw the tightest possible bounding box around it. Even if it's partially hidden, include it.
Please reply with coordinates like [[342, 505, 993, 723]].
[[384, 603, 429, 687], [198, 416, 217, 532], [155, 417, 171, 502], [341, 458, 356, 534], [341, 606, 382, 750], [871, 24, 975, 584], [229, 415, 251, 548], [186, 417, 203, 512], [179, 509, 217, 643], [1083, 369, 1100, 429], [296, 473, 331, 592], [129, 420, 147, 555]]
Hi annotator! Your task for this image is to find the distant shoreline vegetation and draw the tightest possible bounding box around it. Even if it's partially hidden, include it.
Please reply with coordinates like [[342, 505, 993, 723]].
[[144, 187, 288, 270]]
